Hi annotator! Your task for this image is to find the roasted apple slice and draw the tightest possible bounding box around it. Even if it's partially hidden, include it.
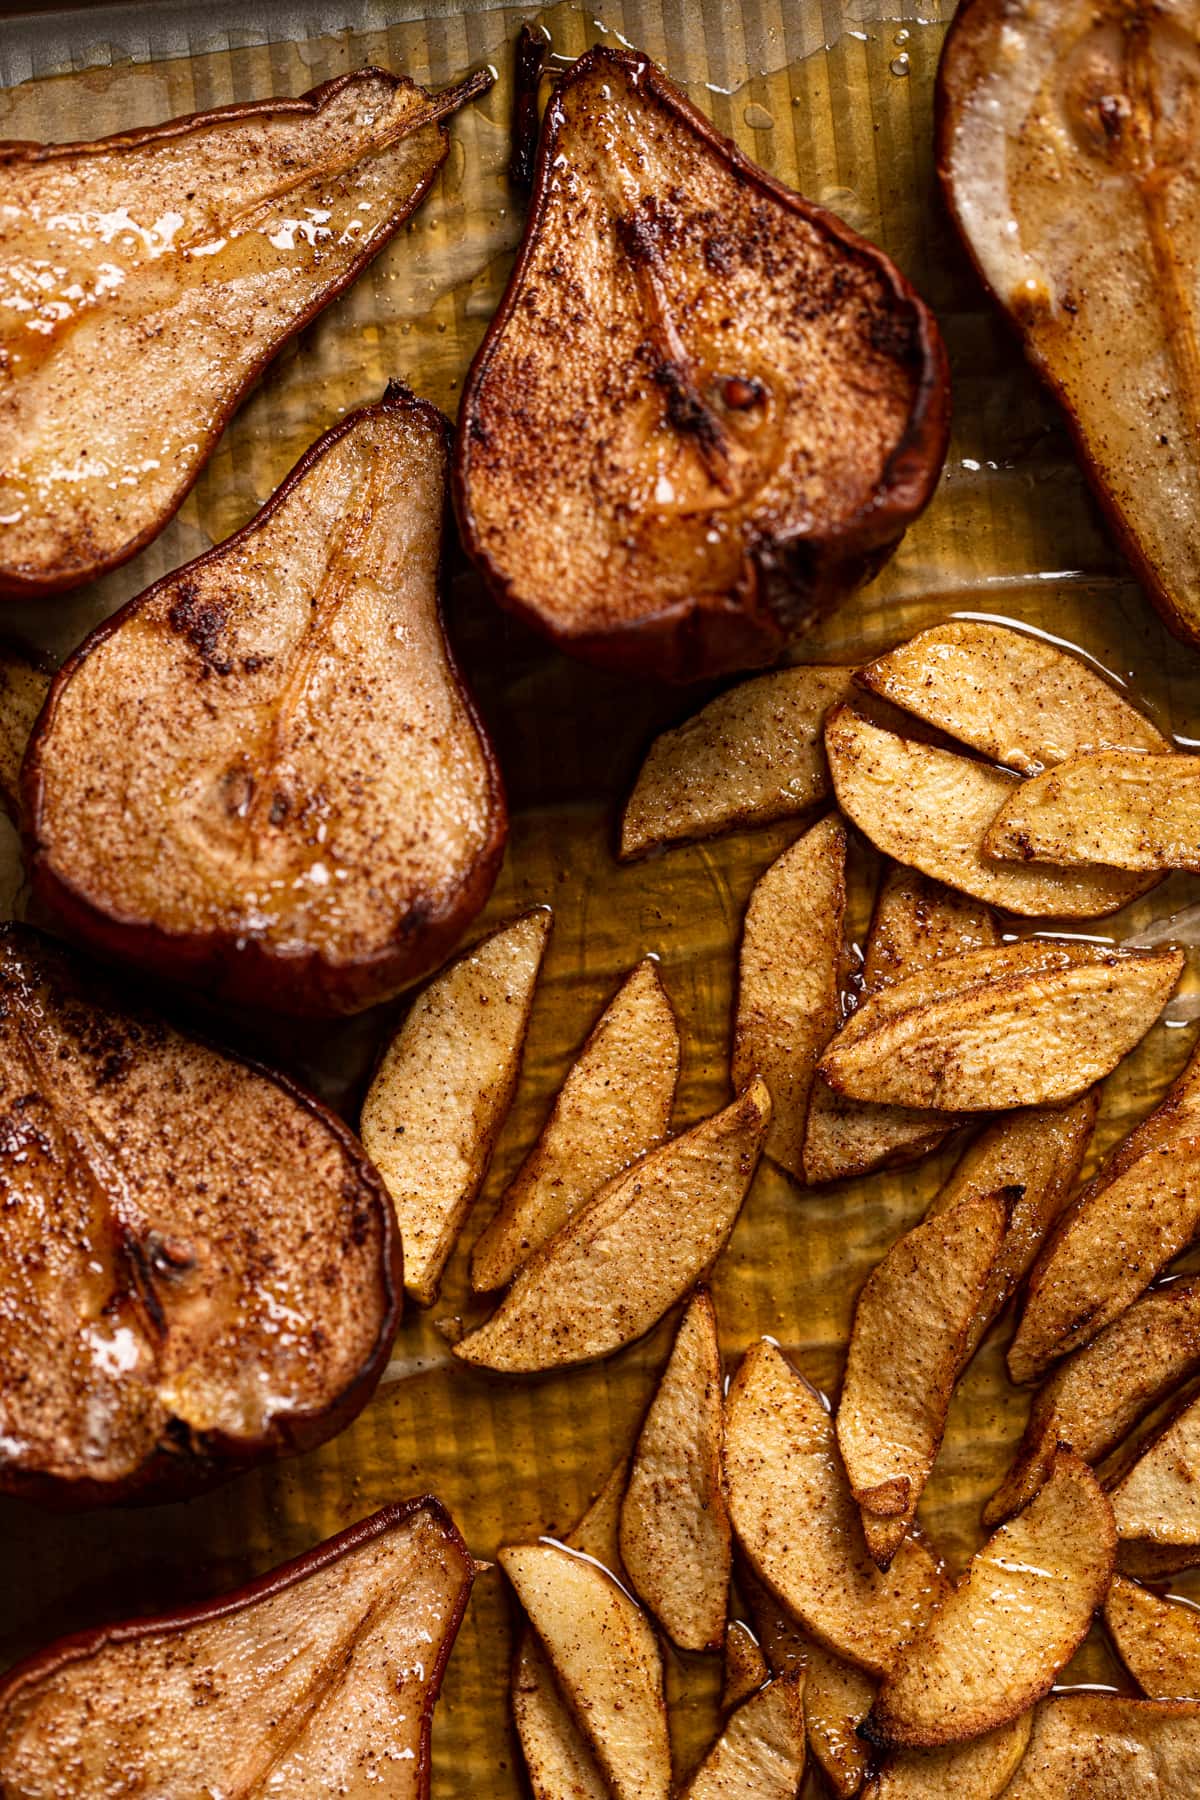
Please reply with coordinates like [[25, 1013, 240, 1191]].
[[619, 666, 855, 859], [1105, 1573, 1200, 1699], [1000, 1693, 1200, 1796], [0, 643, 49, 822], [723, 1340, 947, 1678], [722, 1621, 769, 1711], [836, 1190, 1009, 1569], [0, 67, 489, 599], [455, 46, 949, 681], [863, 1715, 1032, 1800], [682, 1673, 807, 1799], [0, 923, 399, 1506], [454, 1081, 769, 1374], [1108, 1385, 1200, 1547], [361, 909, 551, 1307], [1010, 1038, 1200, 1383], [24, 385, 506, 1019], [987, 1278, 1200, 1527], [620, 1288, 731, 1651], [471, 956, 679, 1292], [733, 815, 846, 1178], [865, 1453, 1115, 1750], [938, 0, 1200, 650], [0, 1497, 473, 1794], [857, 621, 1169, 776], [987, 751, 1200, 872]]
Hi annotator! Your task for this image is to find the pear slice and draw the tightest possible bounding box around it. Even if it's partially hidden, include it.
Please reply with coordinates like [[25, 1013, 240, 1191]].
[[0, 643, 49, 822], [0, 1497, 473, 1794], [361, 909, 550, 1308], [986, 751, 1200, 872], [0, 923, 399, 1507], [1010, 1037, 1200, 1383], [1108, 1386, 1200, 1547], [1105, 1574, 1200, 1698], [937, 0, 1200, 650], [722, 1622, 769, 1711], [0, 67, 489, 599], [857, 621, 1169, 776], [986, 1278, 1200, 1527], [865, 1453, 1115, 1750], [723, 1340, 947, 1678], [24, 385, 506, 1019], [471, 956, 679, 1292], [733, 815, 846, 1178], [999, 1693, 1200, 1797], [620, 1287, 731, 1651], [925, 1093, 1098, 1365], [619, 666, 855, 860], [682, 1674, 807, 1799], [454, 1081, 770, 1374], [455, 46, 948, 682], [817, 940, 1181, 1113], [500, 1541, 672, 1800], [863, 1715, 1033, 1800], [837, 1190, 1010, 1569], [824, 705, 1155, 917], [804, 868, 998, 1184]]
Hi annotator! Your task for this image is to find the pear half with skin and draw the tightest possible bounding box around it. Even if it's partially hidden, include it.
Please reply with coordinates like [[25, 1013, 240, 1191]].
[[938, 0, 1200, 649], [0, 922, 400, 1508], [0, 65, 490, 599], [23, 384, 506, 1018], [455, 46, 949, 682], [0, 1498, 473, 1797]]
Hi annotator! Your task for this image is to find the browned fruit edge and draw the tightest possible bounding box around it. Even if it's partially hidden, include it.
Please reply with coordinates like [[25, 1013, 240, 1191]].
[[934, 0, 1197, 650], [0, 1495, 473, 1798], [0, 920, 404, 1508], [453, 43, 951, 683], [20, 383, 509, 1019], [0, 66, 478, 602]]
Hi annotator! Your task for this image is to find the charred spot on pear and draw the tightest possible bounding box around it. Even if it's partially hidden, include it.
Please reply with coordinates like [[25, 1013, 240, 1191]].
[[455, 46, 949, 682], [23, 384, 506, 1018], [0, 923, 400, 1507]]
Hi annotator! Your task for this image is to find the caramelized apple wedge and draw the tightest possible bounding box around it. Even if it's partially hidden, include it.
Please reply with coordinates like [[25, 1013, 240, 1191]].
[[857, 621, 1168, 776], [824, 705, 1154, 917], [837, 1190, 1009, 1569], [682, 1674, 807, 1799], [986, 1278, 1200, 1527], [0, 67, 489, 598], [1010, 1038, 1200, 1383], [0, 1498, 473, 1795], [471, 956, 679, 1292], [1000, 1693, 1200, 1796], [733, 816, 845, 1177], [866, 1453, 1115, 1749], [620, 1288, 731, 1651], [723, 1622, 769, 1711], [724, 1340, 947, 1678], [0, 924, 398, 1507], [454, 1081, 770, 1373], [24, 385, 506, 1018], [500, 1541, 672, 1800], [938, 0, 1200, 650], [619, 666, 855, 859], [818, 940, 1181, 1112], [1105, 1574, 1200, 1698], [361, 909, 550, 1308], [455, 46, 948, 681], [1108, 1386, 1200, 1547], [863, 1715, 1032, 1800], [512, 1631, 610, 1800], [987, 751, 1200, 873], [0, 643, 49, 822]]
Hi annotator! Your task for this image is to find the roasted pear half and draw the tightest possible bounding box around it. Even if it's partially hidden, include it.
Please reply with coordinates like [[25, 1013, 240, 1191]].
[[0, 1498, 473, 1796], [938, 0, 1200, 647], [0, 65, 489, 599], [455, 46, 949, 681], [0, 924, 400, 1507], [23, 385, 505, 1018]]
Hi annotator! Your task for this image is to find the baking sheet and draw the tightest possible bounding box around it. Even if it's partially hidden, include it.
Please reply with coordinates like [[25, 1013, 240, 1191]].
[[3, 0, 1200, 1791]]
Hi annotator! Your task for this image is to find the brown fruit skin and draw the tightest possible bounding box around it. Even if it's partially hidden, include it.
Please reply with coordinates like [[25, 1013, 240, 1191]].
[[454, 46, 951, 684], [20, 387, 508, 1020], [0, 1497, 471, 1800], [934, 0, 1194, 652], [0, 69, 458, 604], [0, 924, 403, 1511]]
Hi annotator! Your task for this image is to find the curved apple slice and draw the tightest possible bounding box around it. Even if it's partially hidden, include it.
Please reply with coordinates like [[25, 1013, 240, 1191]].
[[1105, 1574, 1200, 1699], [512, 1630, 610, 1800], [999, 1693, 1200, 1797], [0, 67, 489, 599], [986, 751, 1200, 873], [0, 1498, 473, 1796], [1108, 1386, 1200, 1547], [863, 1714, 1032, 1799], [722, 1622, 769, 1712], [682, 1674, 807, 1799]]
